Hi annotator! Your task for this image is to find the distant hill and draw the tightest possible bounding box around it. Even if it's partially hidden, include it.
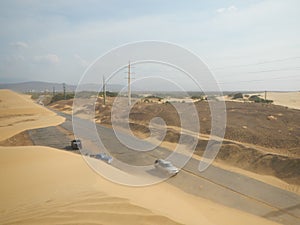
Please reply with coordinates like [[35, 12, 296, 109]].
[[0, 81, 123, 93], [0, 81, 75, 93], [0, 81, 246, 94], [76, 83, 124, 92]]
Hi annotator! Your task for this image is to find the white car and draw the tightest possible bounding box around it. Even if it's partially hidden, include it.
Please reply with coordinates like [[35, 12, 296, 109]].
[[90, 153, 113, 164], [154, 159, 179, 176]]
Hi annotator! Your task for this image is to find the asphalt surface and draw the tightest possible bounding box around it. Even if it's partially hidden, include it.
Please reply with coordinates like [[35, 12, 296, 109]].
[[28, 110, 300, 225], [28, 126, 71, 150]]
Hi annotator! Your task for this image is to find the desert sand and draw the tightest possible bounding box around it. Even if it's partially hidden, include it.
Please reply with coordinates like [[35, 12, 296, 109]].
[[0, 89, 281, 225], [257, 91, 300, 110], [223, 91, 300, 110], [0, 90, 65, 141]]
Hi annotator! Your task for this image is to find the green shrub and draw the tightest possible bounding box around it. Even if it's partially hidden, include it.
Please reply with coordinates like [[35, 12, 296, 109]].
[[191, 95, 201, 100], [106, 91, 118, 97], [30, 92, 41, 100], [249, 95, 273, 103], [51, 92, 74, 103], [232, 93, 243, 99], [144, 95, 163, 100]]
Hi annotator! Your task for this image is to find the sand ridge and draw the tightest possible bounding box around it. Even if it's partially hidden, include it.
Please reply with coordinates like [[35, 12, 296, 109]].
[[0, 89, 65, 141], [0, 146, 183, 225], [256, 92, 300, 110]]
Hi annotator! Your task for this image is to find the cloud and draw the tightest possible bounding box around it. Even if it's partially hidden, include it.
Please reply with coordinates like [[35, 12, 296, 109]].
[[74, 54, 89, 68], [7, 54, 25, 62], [10, 41, 29, 48], [216, 8, 226, 13], [228, 5, 238, 12], [34, 54, 60, 64], [216, 5, 238, 14]]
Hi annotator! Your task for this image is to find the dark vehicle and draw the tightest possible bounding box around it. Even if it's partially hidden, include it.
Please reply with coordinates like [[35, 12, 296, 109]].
[[71, 139, 82, 150], [154, 159, 179, 176]]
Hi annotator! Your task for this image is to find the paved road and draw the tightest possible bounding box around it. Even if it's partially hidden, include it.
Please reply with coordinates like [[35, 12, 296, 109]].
[[29, 111, 300, 225], [28, 126, 71, 150]]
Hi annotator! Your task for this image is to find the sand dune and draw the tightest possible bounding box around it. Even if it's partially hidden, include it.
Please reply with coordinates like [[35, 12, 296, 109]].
[[0, 146, 182, 225], [259, 92, 300, 110], [0, 89, 65, 141]]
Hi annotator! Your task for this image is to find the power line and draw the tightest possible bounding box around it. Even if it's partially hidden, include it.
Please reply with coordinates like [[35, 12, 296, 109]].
[[131, 65, 300, 76], [245, 67, 300, 74], [214, 67, 300, 76], [217, 75, 300, 85], [212, 56, 300, 70], [135, 66, 300, 75]]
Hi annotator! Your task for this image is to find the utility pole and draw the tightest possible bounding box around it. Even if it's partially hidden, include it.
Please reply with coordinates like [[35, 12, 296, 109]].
[[103, 76, 106, 105], [63, 83, 66, 100], [264, 90, 267, 101], [127, 61, 131, 106]]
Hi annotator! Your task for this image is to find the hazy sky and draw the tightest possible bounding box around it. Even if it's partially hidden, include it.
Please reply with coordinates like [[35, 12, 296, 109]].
[[0, 0, 299, 91]]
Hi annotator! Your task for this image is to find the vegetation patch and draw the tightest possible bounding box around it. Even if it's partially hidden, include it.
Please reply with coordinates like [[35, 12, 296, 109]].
[[249, 95, 273, 103]]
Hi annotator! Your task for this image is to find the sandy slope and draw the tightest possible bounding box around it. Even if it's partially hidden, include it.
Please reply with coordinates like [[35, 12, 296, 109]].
[[0, 89, 65, 141], [0, 146, 182, 225], [258, 92, 300, 110]]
